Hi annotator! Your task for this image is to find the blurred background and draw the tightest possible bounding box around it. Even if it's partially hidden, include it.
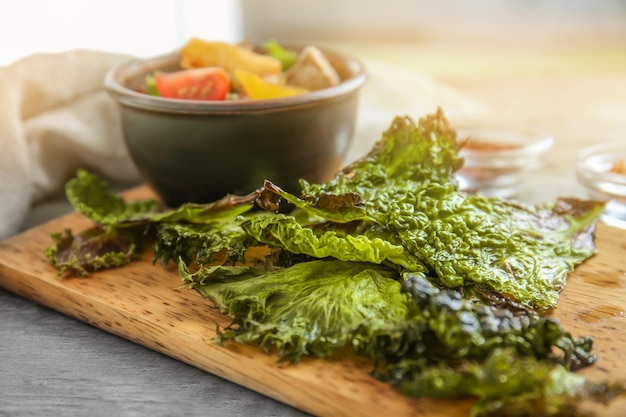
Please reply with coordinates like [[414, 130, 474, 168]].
[[2, 0, 626, 204], [1, 0, 625, 64], [241, 0, 626, 42]]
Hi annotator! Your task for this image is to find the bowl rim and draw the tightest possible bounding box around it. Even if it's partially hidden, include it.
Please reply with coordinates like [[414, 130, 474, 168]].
[[455, 124, 554, 158], [576, 140, 626, 186], [104, 44, 368, 115]]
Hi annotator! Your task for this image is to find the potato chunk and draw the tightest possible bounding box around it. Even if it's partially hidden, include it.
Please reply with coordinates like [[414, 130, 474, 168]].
[[285, 46, 341, 91]]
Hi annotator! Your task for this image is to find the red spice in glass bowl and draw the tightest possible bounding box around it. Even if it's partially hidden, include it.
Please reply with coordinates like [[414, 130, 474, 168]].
[[454, 124, 554, 198]]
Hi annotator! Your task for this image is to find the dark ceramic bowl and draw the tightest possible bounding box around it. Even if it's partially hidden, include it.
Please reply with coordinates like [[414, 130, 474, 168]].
[[104, 45, 367, 207]]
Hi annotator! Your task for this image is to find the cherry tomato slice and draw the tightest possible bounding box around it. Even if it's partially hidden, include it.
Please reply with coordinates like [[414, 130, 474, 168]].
[[155, 67, 230, 101]]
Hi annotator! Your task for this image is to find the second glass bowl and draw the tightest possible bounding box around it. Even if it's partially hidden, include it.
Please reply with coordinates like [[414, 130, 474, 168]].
[[455, 124, 554, 199], [576, 141, 626, 228]]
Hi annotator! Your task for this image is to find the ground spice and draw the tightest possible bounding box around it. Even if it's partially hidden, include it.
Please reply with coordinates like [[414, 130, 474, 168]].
[[462, 140, 523, 152], [609, 160, 626, 175]]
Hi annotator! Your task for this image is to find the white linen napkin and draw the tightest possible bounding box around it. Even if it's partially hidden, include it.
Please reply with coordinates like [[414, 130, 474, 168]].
[[0, 50, 141, 239], [0, 51, 486, 240]]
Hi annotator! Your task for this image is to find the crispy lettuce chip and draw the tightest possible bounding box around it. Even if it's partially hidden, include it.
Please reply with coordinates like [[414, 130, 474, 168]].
[[240, 213, 427, 272], [180, 259, 410, 363], [66, 169, 258, 226], [50, 110, 604, 307], [181, 264, 623, 416], [46, 170, 263, 275], [253, 110, 605, 311], [45, 108, 620, 416], [45, 226, 141, 277]]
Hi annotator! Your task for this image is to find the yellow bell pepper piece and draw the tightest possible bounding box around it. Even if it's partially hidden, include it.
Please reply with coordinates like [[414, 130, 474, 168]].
[[180, 38, 282, 80], [235, 69, 309, 100]]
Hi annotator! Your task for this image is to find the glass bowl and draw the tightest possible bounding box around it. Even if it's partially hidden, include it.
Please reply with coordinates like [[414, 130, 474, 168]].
[[454, 124, 554, 198], [576, 141, 626, 228]]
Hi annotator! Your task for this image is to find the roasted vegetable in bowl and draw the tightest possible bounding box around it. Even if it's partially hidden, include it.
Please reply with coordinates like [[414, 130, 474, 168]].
[[140, 38, 341, 101]]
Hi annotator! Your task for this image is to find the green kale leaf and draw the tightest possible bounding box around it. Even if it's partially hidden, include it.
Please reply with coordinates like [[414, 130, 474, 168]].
[[66, 170, 159, 226], [66, 169, 257, 227], [180, 259, 410, 363], [385, 347, 623, 417], [53, 170, 267, 274], [240, 213, 427, 272], [57, 111, 603, 310], [45, 108, 618, 416], [181, 260, 623, 416], [382, 275, 597, 371], [251, 110, 604, 310], [44, 227, 141, 277]]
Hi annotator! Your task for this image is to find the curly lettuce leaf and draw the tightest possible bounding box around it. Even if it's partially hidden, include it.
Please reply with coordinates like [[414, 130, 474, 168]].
[[247, 110, 604, 310], [384, 275, 597, 370], [153, 221, 247, 267], [152, 215, 291, 269], [370, 276, 625, 415], [182, 259, 622, 416], [397, 196, 604, 311], [260, 180, 373, 223], [241, 213, 427, 273], [180, 259, 410, 362], [299, 108, 463, 202], [44, 109, 617, 416], [66, 169, 256, 227], [44, 227, 141, 277], [52, 169, 263, 276], [384, 347, 624, 417], [66, 170, 160, 226]]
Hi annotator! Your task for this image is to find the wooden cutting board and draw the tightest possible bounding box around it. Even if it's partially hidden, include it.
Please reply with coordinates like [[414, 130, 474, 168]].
[[1, 185, 625, 417]]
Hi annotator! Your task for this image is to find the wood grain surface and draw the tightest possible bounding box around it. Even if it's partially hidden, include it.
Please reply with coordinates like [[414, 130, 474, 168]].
[[1, 186, 626, 417]]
